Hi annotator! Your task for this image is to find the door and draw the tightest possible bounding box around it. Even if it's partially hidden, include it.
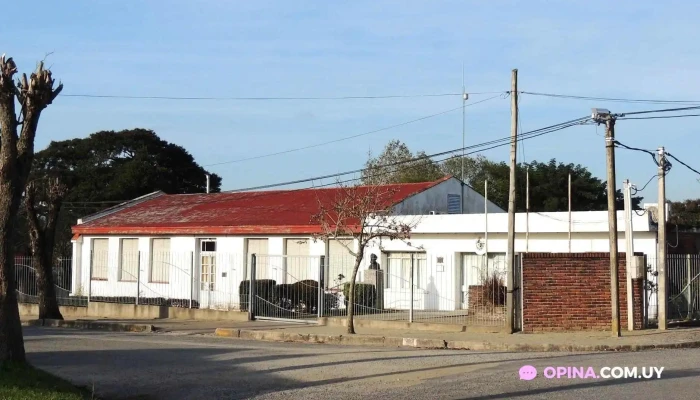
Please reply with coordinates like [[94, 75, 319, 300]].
[[247, 239, 269, 279], [327, 239, 354, 289], [285, 238, 310, 282], [199, 239, 216, 308]]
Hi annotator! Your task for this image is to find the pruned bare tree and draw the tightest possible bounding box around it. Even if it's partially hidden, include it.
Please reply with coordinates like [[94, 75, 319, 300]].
[[311, 180, 419, 334], [25, 177, 68, 320], [0, 54, 62, 364]]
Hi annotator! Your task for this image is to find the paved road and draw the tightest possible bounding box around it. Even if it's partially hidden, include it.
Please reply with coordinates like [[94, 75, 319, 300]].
[[24, 327, 700, 400]]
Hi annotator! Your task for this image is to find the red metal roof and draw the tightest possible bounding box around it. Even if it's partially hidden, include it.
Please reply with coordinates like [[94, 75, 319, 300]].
[[72, 177, 451, 236]]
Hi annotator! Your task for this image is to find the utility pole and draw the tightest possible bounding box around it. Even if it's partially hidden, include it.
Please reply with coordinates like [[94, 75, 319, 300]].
[[623, 179, 635, 331], [592, 107, 620, 337], [461, 64, 468, 213], [658, 147, 668, 330], [525, 166, 530, 253], [506, 69, 518, 334], [568, 172, 572, 253]]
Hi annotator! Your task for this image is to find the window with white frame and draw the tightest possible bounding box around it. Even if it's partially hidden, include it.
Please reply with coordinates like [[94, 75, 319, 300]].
[[200, 239, 216, 290], [385, 252, 426, 289], [91, 238, 109, 280], [150, 238, 171, 283], [119, 238, 139, 281]]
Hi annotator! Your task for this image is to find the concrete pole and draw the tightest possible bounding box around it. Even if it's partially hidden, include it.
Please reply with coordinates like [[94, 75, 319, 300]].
[[605, 117, 621, 337], [525, 167, 529, 253], [409, 254, 414, 323], [658, 147, 668, 330], [623, 180, 635, 331], [568, 172, 572, 253], [506, 69, 518, 334]]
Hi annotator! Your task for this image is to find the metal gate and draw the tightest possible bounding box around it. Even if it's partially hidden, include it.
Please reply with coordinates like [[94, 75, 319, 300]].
[[246, 254, 323, 323]]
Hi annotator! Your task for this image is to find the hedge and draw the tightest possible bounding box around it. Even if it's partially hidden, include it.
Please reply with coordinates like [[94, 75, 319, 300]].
[[239, 279, 276, 311], [342, 283, 377, 309]]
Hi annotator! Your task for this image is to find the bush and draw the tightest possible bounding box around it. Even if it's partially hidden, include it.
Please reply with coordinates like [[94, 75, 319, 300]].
[[343, 283, 377, 309], [275, 279, 318, 313], [481, 272, 506, 306], [239, 279, 276, 311]]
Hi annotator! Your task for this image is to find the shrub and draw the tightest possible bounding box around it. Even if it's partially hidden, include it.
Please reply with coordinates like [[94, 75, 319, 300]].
[[275, 279, 318, 313], [481, 272, 506, 306], [239, 279, 277, 311], [343, 283, 377, 310]]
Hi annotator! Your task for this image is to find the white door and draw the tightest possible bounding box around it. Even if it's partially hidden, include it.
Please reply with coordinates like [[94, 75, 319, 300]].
[[285, 238, 310, 282], [247, 239, 269, 279], [199, 239, 217, 308], [328, 239, 354, 289]]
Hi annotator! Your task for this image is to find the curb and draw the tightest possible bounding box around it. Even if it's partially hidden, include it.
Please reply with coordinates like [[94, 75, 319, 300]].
[[22, 319, 154, 333], [214, 328, 700, 352]]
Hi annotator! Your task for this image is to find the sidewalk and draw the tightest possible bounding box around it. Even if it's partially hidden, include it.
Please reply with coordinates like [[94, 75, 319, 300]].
[[22, 315, 700, 352]]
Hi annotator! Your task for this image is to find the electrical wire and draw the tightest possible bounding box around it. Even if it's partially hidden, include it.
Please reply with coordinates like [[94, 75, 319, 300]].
[[203, 95, 504, 167], [618, 114, 700, 120], [59, 91, 505, 101], [227, 116, 590, 192], [631, 174, 658, 195], [665, 152, 700, 177], [612, 140, 663, 167], [619, 105, 700, 116], [521, 91, 700, 105]]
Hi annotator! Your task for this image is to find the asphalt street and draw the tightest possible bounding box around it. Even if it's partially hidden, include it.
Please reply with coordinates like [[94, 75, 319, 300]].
[[23, 327, 700, 400]]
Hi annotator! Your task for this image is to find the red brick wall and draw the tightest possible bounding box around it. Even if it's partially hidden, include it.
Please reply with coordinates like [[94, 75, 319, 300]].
[[522, 253, 644, 332]]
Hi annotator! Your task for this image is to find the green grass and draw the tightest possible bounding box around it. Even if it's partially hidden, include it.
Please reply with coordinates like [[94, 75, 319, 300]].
[[0, 362, 95, 400]]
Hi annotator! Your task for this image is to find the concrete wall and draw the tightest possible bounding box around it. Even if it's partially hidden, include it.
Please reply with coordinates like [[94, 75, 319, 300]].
[[393, 178, 504, 215], [521, 253, 644, 332], [19, 302, 248, 321]]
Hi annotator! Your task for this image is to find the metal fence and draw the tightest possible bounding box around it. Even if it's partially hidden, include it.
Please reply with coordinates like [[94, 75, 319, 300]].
[[644, 254, 700, 325], [14, 256, 85, 306], [14, 251, 512, 327], [248, 252, 510, 326]]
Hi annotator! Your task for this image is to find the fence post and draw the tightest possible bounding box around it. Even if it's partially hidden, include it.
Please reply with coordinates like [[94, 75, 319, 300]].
[[318, 256, 325, 318], [87, 251, 93, 304], [688, 254, 693, 318], [248, 254, 256, 321], [189, 251, 194, 309], [409, 254, 414, 323], [136, 251, 141, 306]]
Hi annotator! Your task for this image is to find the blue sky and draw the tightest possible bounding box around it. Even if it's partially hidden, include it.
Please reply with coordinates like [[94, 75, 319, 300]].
[[3, 0, 700, 202]]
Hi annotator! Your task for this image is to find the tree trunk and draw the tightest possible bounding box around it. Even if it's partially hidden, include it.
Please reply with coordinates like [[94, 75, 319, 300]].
[[31, 241, 62, 320], [0, 223, 27, 364], [346, 255, 363, 334]]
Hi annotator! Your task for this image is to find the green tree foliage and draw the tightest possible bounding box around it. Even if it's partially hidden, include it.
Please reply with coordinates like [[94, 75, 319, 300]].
[[362, 140, 443, 185], [670, 199, 700, 229], [444, 156, 643, 212], [25, 129, 222, 257], [365, 140, 643, 212]]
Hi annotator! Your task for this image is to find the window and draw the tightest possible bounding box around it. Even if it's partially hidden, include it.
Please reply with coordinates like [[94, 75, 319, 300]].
[[119, 239, 139, 281], [385, 252, 426, 289], [200, 239, 216, 290], [150, 238, 171, 283], [91, 239, 109, 280], [447, 194, 461, 214]]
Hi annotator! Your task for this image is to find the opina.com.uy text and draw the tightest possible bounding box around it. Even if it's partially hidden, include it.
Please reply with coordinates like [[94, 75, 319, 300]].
[[519, 365, 664, 380]]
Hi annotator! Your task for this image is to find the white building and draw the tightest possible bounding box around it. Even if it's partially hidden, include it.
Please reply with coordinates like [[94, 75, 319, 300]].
[[69, 177, 658, 315], [70, 177, 503, 309]]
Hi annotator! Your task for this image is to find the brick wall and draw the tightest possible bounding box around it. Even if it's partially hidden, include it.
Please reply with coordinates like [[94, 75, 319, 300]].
[[522, 253, 644, 332]]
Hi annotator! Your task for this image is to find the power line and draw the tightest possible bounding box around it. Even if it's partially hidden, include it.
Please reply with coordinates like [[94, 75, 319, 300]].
[[631, 174, 658, 195], [619, 105, 700, 116], [666, 152, 700, 177], [203, 94, 505, 167], [612, 140, 662, 167], [59, 91, 505, 101], [521, 91, 700, 105], [618, 114, 700, 120], [228, 116, 589, 192]]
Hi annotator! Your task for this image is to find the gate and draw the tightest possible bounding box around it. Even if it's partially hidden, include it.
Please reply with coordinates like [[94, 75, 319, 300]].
[[667, 254, 700, 321], [246, 254, 323, 323]]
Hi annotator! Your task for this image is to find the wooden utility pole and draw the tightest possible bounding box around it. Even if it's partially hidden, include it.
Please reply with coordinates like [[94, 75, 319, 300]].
[[657, 147, 668, 330], [605, 117, 621, 337], [506, 69, 518, 334]]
